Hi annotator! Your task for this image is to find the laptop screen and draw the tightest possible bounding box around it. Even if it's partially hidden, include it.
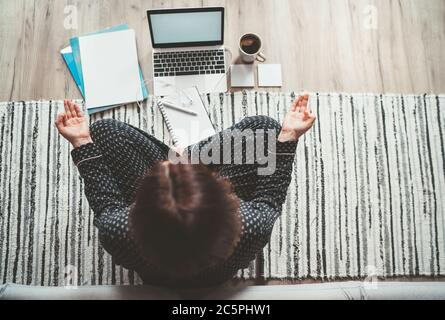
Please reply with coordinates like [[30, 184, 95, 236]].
[[147, 7, 224, 48]]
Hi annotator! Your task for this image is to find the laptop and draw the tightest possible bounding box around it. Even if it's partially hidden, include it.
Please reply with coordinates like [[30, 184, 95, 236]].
[[147, 7, 228, 96]]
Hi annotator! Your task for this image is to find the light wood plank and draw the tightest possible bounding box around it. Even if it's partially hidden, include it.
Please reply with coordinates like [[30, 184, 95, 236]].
[[0, 0, 444, 100]]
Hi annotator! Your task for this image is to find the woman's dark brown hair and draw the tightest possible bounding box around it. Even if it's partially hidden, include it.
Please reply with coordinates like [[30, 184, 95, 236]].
[[130, 162, 241, 278]]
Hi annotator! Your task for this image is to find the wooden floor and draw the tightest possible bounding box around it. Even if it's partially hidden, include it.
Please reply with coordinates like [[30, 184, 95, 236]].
[[0, 0, 444, 101]]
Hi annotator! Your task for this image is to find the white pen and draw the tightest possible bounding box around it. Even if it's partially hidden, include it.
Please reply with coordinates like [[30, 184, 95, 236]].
[[160, 100, 198, 116]]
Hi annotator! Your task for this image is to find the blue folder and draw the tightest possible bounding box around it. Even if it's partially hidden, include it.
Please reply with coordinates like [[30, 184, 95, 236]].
[[61, 47, 84, 96], [61, 24, 148, 114]]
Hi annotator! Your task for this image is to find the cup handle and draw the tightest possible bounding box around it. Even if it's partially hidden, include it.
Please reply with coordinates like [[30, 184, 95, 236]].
[[256, 52, 266, 63]]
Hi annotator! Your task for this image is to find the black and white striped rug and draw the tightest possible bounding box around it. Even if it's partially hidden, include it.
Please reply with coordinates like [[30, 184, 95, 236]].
[[1, 92, 444, 286]]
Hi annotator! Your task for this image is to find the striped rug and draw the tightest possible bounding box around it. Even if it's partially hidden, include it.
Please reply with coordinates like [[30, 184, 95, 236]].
[[0, 92, 444, 286]]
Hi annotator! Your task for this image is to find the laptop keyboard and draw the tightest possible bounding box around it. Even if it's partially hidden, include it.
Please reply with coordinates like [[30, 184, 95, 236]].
[[153, 49, 226, 77]]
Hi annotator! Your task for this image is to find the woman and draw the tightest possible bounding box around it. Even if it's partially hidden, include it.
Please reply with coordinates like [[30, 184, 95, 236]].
[[55, 95, 316, 288]]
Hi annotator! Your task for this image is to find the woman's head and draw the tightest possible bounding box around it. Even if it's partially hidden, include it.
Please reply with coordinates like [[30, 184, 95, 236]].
[[130, 162, 241, 277]]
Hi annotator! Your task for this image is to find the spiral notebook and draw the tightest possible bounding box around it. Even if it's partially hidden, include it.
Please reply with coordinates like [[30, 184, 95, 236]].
[[157, 87, 216, 148]]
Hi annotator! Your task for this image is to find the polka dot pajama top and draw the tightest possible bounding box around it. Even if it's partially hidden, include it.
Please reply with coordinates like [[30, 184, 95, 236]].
[[71, 116, 298, 288]]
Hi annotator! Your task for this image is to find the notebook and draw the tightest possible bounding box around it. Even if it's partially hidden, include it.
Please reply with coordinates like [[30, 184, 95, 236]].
[[76, 29, 143, 109], [67, 25, 147, 96], [61, 25, 148, 114], [61, 46, 84, 96], [158, 87, 216, 148]]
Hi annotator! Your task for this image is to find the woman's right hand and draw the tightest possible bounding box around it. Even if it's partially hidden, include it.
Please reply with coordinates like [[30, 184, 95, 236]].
[[55, 100, 93, 148]]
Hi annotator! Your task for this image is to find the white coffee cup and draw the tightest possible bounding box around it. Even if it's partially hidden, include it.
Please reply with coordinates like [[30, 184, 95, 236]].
[[239, 33, 266, 63]]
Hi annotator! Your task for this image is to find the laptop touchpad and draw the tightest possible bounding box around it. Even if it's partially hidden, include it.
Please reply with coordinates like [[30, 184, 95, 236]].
[[175, 75, 206, 93]]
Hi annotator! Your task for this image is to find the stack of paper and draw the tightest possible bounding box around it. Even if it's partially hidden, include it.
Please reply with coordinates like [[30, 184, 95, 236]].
[[61, 24, 148, 114]]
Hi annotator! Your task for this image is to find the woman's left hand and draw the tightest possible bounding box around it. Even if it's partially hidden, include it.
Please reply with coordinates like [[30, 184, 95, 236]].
[[55, 100, 93, 148], [278, 94, 316, 142]]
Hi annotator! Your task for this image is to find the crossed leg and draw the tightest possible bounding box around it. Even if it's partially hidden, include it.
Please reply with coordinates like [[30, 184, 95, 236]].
[[186, 115, 282, 200]]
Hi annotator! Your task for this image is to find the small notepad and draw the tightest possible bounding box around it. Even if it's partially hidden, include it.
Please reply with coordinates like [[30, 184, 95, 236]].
[[231, 64, 255, 87], [158, 87, 216, 148], [258, 64, 283, 87]]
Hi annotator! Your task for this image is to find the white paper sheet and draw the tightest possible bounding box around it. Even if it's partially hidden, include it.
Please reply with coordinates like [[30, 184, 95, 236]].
[[258, 64, 283, 87], [230, 64, 255, 87], [79, 29, 143, 109]]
